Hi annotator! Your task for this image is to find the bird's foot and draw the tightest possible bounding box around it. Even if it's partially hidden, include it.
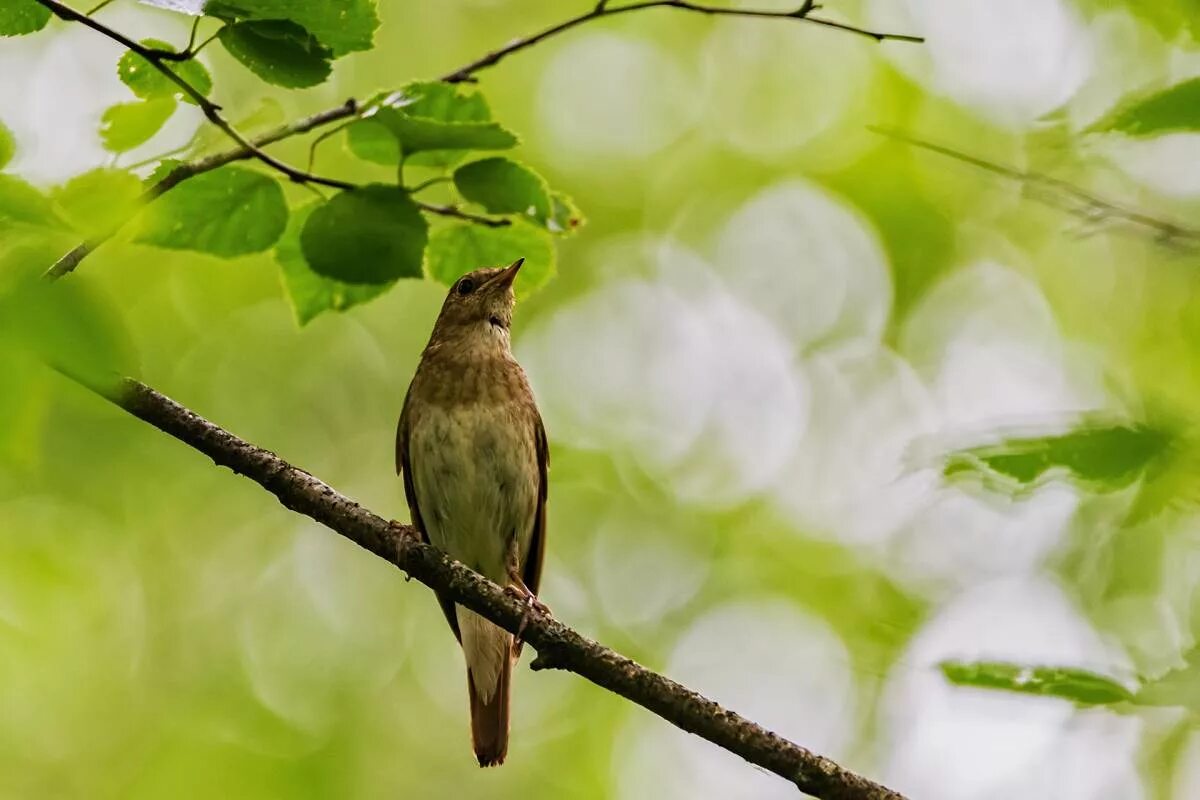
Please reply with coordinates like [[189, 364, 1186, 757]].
[[503, 577, 551, 651], [388, 519, 420, 581]]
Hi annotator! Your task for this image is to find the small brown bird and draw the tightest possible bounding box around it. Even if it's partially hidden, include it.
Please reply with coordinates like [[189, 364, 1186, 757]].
[[395, 259, 548, 767]]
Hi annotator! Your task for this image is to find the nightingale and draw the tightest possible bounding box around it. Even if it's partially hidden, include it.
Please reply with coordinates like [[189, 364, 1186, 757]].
[[395, 258, 549, 767]]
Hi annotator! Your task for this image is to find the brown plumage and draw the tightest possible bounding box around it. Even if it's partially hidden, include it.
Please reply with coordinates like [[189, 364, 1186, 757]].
[[395, 259, 548, 767]]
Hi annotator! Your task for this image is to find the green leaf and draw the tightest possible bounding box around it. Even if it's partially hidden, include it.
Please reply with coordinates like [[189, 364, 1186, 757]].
[[425, 221, 554, 298], [373, 110, 518, 157], [135, 166, 287, 257], [1093, 78, 1200, 137], [203, 0, 379, 57], [217, 19, 332, 88], [117, 40, 212, 105], [345, 119, 399, 165], [52, 169, 144, 238], [548, 191, 584, 236], [0, 0, 51, 36], [0, 174, 67, 231], [347, 83, 515, 167], [941, 421, 1173, 496], [940, 661, 1133, 706], [99, 99, 176, 153], [396, 81, 491, 124], [299, 185, 427, 284], [1133, 646, 1200, 713], [0, 119, 14, 169], [277, 201, 391, 325], [453, 157, 552, 226]]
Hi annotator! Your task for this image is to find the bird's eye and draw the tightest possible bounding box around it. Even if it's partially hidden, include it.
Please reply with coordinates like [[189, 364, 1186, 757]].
[[456, 278, 475, 296]]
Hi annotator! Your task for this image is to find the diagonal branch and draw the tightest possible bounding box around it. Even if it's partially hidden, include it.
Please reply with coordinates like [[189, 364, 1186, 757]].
[[872, 126, 1200, 251], [42, 0, 921, 278], [55, 372, 905, 800], [36, 0, 353, 192]]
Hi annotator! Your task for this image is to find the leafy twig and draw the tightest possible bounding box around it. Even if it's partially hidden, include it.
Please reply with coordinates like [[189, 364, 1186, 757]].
[[41, 0, 922, 278], [43, 99, 361, 279], [872, 126, 1200, 251], [36, 0, 353, 191], [50, 370, 907, 800]]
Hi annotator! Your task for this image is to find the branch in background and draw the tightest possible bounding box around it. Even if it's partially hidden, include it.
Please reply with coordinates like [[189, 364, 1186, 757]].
[[39, 375, 903, 800], [42, 1, 921, 278], [872, 126, 1200, 251], [440, 0, 921, 84]]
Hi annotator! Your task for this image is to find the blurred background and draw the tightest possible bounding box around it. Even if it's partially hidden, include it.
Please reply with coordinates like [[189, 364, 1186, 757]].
[[3, 0, 1200, 797]]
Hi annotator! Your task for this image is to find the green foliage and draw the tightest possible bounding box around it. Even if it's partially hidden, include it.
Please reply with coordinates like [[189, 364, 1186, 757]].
[[51, 169, 144, 238], [1093, 77, 1200, 137], [454, 157, 553, 226], [0, 271, 134, 395], [425, 221, 554, 298], [1078, 0, 1200, 42], [1133, 646, 1200, 714], [135, 167, 287, 257], [276, 201, 392, 326], [548, 191, 584, 235], [345, 119, 399, 164], [0, 118, 14, 169], [941, 421, 1173, 495], [0, 174, 66, 231], [0, 0, 50, 36], [218, 19, 333, 88], [117, 40, 212, 105], [349, 83, 517, 167], [299, 185, 427, 284], [940, 661, 1134, 706], [99, 99, 176, 152], [203, 0, 379, 57]]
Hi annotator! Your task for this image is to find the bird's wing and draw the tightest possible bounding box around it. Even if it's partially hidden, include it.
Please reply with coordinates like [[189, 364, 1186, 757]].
[[523, 410, 549, 597], [396, 390, 461, 643]]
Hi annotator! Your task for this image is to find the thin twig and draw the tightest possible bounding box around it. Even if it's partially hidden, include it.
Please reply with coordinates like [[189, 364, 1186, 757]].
[[85, 0, 113, 14], [36, 0, 353, 191], [440, 0, 921, 83], [409, 176, 452, 194], [417, 201, 511, 227], [871, 126, 1200, 251], [50, 370, 905, 800]]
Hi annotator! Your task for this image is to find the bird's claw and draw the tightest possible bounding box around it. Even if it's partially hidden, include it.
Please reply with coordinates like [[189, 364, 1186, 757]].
[[504, 583, 551, 649], [388, 519, 420, 581]]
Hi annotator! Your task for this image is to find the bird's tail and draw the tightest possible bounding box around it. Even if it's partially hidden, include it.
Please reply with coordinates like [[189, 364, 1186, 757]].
[[458, 607, 513, 767]]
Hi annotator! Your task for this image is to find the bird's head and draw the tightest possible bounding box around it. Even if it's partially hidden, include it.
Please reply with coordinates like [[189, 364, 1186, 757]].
[[430, 258, 524, 346]]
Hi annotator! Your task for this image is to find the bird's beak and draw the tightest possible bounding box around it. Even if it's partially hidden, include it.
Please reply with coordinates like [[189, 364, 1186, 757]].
[[491, 257, 524, 290]]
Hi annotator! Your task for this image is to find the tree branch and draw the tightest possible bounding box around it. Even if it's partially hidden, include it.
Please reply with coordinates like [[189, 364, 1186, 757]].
[[36, 0, 353, 192], [52, 373, 903, 800], [41, 0, 920, 278], [872, 126, 1200, 251]]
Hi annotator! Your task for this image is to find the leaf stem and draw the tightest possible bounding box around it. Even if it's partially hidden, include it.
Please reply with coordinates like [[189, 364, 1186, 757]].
[[408, 176, 452, 194]]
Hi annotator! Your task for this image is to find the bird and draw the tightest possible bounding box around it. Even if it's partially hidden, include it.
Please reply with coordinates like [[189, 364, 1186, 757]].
[[395, 258, 549, 767]]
